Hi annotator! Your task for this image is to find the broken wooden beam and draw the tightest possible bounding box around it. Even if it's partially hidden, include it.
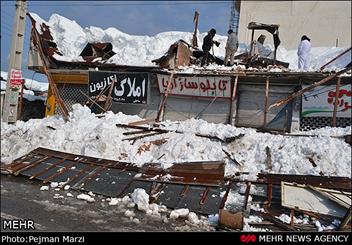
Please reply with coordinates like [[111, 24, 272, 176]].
[[244, 182, 252, 210], [268, 66, 352, 111], [228, 76, 238, 125], [338, 206, 352, 231], [306, 184, 351, 209], [30, 25, 69, 121], [156, 72, 175, 122], [123, 131, 167, 141], [222, 149, 242, 166], [128, 118, 154, 126], [79, 90, 106, 112], [116, 123, 226, 142], [123, 129, 150, 136], [257, 173, 352, 191], [251, 209, 298, 231], [224, 133, 245, 143], [320, 47, 352, 71]]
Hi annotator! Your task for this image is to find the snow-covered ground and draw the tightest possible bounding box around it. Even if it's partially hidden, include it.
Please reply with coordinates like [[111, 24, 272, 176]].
[[1, 104, 350, 179], [30, 13, 351, 71], [1, 104, 350, 231]]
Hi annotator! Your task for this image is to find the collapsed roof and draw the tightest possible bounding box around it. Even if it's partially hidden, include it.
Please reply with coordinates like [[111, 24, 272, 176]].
[[79, 42, 116, 62], [152, 39, 224, 69]]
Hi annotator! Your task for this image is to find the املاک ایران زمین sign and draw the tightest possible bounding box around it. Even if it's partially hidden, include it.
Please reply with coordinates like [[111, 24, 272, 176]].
[[88, 71, 148, 104]]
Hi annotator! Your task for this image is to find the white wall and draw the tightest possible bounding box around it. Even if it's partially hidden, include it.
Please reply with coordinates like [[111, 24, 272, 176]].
[[238, 1, 351, 49]]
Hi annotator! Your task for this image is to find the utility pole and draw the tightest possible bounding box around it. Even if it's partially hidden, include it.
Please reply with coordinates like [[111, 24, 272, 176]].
[[2, 0, 27, 123]]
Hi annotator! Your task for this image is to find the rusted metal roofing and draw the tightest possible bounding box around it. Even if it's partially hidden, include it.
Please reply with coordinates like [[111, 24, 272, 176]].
[[5, 147, 227, 215]]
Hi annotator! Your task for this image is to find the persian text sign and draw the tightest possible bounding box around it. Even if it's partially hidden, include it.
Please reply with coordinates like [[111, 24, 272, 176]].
[[88, 71, 148, 104], [301, 84, 351, 117], [10, 69, 23, 87], [156, 74, 231, 98]]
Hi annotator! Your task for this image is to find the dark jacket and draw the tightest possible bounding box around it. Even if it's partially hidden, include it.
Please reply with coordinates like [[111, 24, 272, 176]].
[[202, 34, 214, 52]]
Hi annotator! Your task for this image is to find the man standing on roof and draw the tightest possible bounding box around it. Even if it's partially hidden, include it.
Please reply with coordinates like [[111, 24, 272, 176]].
[[201, 28, 220, 67], [297, 35, 311, 71], [224, 29, 239, 66]]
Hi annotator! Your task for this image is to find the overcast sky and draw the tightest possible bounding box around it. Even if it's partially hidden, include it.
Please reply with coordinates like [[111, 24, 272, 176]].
[[1, 1, 232, 81]]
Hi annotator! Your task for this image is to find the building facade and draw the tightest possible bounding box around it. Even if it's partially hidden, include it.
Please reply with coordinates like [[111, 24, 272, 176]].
[[238, 1, 352, 49]]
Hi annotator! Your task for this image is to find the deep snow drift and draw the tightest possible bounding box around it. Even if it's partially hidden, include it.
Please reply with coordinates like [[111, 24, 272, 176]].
[[30, 13, 351, 71], [1, 104, 350, 179]]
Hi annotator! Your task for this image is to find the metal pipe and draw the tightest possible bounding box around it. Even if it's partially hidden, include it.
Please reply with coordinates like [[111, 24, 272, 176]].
[[228, 76, 238, 124]]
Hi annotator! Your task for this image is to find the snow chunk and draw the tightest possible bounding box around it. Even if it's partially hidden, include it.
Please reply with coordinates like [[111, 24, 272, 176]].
[[124, 210, 135, 218], [188, 212, 200, 224], [40, 186, 49, 191], [132, 218, 140, 224], [53, 194, 64, 199], [50, 182, 59, 188], [77, 193, 95, 203], [170, 208, 189, 219], [315, 220, 324, 232], [108, 198, 121, 206], [131, 188, 149, 212]]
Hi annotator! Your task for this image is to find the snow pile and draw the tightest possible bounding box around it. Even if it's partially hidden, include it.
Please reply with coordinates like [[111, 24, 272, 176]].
[[40, 185, 49, 191], [29, 13, 351, 71], [276, 213, 309, 225], [170, 208, 190, 219], [108, 198, 120, 206], [131, 189, 150, 212], [50, 182, 59, 188], [1, 104, 351, 178], [77, 193, 95, 203]]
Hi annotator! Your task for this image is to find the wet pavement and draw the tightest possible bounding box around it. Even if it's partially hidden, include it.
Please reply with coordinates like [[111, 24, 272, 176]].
[[1, 174, 212, 232]]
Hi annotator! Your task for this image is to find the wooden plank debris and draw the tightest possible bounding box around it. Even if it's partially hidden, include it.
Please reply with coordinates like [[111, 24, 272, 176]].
[[281, 182, 351, 218], [268, 66, 352, 111]]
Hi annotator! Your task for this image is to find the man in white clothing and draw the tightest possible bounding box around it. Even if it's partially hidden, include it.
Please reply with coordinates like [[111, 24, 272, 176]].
[[224, 29, 239, 66], [297, 35, 311, 71]]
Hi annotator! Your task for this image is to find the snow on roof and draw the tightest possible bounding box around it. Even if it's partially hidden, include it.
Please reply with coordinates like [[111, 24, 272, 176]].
[[29, 13, 351, 71]]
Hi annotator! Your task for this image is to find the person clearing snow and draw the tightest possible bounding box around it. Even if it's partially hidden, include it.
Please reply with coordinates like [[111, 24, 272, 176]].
[[297, 35, 311, 71]]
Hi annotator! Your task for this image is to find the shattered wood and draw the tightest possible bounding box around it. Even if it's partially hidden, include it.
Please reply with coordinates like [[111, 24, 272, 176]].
[[257, 173, 351, 191], [117, 123, 240, 143]]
